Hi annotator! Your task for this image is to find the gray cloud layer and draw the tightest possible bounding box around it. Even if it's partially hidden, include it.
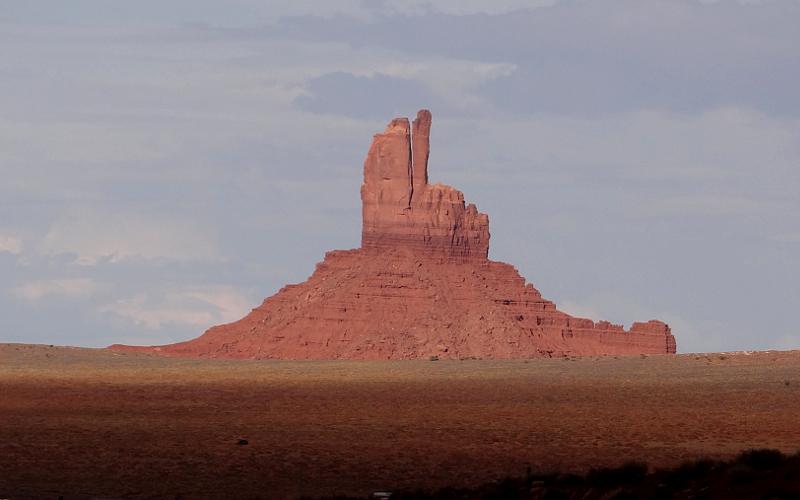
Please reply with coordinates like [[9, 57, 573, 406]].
[[1, 0, 798, 352]]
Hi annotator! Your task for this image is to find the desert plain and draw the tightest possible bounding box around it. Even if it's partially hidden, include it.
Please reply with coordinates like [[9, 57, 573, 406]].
[[1, 344, 799, 499]]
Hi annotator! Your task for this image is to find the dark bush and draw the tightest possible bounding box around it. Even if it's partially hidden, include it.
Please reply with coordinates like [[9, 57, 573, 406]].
[[607, 490, 638, 500], [665, 458, 717, 487], [313, 449, 800, 500], [540, 489, 569, 500], [737, 449, 786, 470], [551, 473, 582, 487], [587, 461, 647, 487], [727, 463, 757, 484]]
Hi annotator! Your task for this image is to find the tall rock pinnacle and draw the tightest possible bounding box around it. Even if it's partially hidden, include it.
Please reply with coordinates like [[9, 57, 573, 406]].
[[110, 109, 676, 360], [361, 109, 489, 260], [411, 109, 431, 190]]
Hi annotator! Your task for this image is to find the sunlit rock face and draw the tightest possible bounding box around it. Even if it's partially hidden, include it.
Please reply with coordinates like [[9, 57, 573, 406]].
[[360, 110, 489, 261], [110, 110, 676, 359]]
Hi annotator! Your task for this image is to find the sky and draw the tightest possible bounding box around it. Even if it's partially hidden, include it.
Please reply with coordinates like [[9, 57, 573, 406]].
[[1, 0, 798, 353]]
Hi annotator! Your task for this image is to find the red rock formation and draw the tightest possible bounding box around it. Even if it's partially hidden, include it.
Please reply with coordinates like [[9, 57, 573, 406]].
[[361, 110, 489, 260], [110, 110, 676, 359], [411, 109, 431, 190]]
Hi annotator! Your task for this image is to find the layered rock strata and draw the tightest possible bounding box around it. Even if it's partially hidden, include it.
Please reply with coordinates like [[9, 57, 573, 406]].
[[111, 110, 676, 359]]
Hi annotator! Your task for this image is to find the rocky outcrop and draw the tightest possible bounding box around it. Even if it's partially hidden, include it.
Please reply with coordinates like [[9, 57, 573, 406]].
[[361, 110, 489, 260], [110, 109, 676, 359]]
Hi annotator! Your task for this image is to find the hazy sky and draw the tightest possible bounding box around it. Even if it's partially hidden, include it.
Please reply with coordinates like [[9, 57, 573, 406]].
[[1, 0, 798, 353]]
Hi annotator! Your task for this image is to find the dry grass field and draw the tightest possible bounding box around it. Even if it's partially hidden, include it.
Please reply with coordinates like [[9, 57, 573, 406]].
[[1, 344, 799, 499]]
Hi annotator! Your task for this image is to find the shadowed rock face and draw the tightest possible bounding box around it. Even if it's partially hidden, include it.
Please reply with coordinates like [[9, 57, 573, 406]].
[[110, 110, 676, 359]]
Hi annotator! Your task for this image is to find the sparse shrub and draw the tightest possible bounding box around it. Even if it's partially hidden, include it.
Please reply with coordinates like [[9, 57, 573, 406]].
[[727, 463, 756, 484], [666, 458, 716, 487], [587, 461, 647, 487], [428, 355, 439, 361], [551, 473, 582, 487], [540, 488, 569, 500], [607, 489, 638, 500], [490, 477, 521, 499], [737, 448, 785, 470]]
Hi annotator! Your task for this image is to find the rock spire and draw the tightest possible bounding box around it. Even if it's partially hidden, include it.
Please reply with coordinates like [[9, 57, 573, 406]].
[[361, 109, 489, 260]]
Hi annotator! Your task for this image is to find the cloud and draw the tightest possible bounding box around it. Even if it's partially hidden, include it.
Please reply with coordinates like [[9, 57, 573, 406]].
[[40, 209, 221, 265], [0, 234, 22, 255], [294, 59, 515, 118], [634, 195, 771, 218], [11, 278, 100, 301], [381, 0, 559, 16], [0, 0, 559, 27], [771, 233, 800, 243], [100, 285, 254, 330], [295, 72, 445, 118], [432, 107, 800, 195], [263, 0, 800, 117]]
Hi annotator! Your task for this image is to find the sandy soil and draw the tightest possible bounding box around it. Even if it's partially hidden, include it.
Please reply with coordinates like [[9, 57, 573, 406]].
[[1, 344, 799, 499]]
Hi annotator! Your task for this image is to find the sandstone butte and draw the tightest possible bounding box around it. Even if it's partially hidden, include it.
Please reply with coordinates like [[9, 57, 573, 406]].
[[111, 110, 677, 359]]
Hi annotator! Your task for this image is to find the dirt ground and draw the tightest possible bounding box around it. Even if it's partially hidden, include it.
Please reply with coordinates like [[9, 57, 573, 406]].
[[1, 344, 799, 499]]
